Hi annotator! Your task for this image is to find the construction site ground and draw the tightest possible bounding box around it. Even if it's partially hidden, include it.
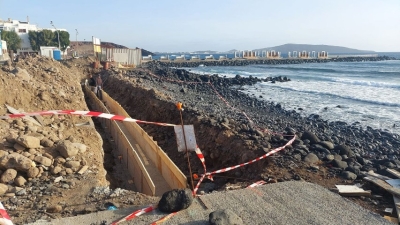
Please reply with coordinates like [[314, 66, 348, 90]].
[[0, 55, 398, 224], [29, 181, 390, 225]]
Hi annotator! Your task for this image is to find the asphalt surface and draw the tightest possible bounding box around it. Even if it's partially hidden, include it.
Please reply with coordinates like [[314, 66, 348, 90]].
[[28, 181, 391, 225]]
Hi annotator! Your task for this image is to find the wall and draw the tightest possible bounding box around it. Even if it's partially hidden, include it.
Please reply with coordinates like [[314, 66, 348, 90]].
[[102, 48, 142, 66], [84, 86, 156, 195]]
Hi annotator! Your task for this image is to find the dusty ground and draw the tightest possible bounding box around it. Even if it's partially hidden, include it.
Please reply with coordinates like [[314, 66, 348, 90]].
[[0, 56, 158, 224]]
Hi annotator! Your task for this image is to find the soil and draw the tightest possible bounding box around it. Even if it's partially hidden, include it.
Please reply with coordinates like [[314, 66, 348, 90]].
[[0, 56, 396, 224]]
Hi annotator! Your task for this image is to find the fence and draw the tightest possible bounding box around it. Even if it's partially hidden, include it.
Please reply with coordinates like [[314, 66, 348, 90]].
[[101, 48, 142, 67]]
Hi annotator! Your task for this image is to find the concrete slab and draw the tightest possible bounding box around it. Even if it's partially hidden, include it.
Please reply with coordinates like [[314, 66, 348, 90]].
[[28, 181, 391, 225]]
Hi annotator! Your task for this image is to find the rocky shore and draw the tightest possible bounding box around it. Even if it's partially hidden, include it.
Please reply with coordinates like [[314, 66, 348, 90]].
[[148, 56, 395, 68], [103, 62, 400, 212]]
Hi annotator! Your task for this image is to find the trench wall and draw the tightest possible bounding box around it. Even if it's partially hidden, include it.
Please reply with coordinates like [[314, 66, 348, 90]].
[[84, 86, 156, 195], [100, 90, 187, 190]]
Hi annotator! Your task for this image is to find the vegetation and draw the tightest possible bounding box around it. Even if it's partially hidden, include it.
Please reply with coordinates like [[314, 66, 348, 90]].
[[1, 30, 22, 52], [28, 30, 70, 51]]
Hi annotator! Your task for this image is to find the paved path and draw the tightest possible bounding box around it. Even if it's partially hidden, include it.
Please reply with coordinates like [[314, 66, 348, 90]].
[[29, 181, 391, 225]]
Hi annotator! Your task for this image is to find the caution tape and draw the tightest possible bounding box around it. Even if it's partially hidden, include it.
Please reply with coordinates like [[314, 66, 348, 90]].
[[0, 110, 176, 127], [150, 212, 178, 225], [110, 205, 157, 225], [193, 147, 208, 195], [246, 180, 267, 188], [193, 135, 295, 195], [0, 202, 13, 225]]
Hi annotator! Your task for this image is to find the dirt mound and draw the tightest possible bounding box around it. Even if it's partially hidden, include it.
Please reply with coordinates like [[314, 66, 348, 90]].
[[0, 56, 157, 224]]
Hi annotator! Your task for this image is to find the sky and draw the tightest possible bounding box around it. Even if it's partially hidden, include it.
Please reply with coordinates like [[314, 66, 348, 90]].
[[0, 0, 399, 52]]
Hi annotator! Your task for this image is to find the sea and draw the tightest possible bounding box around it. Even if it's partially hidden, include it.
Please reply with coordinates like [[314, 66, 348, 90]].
[[179, 52, 400, 134]]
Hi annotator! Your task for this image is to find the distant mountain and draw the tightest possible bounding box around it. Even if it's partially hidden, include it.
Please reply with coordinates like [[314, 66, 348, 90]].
[[253, 44, 375, 54]]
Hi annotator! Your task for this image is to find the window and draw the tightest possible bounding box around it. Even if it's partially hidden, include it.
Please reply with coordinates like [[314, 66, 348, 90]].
[[18, 29, 27, 33]]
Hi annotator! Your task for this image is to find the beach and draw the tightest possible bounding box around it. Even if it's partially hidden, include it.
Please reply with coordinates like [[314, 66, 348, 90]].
[[101, 58, 400, 214]]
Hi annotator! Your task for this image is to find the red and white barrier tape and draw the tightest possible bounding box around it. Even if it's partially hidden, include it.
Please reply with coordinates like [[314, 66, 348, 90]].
[[193, 147, 208, 195], [150, 211, 178, 225], [246, 180, 267, 188], [193, 135, 295, 195], [110, 205, 156, 225], [0, 110, 176, 127], [110, 136, 294, 224], [0, 202, 13, 225]]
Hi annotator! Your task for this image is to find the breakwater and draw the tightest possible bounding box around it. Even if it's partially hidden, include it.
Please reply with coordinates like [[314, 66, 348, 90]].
[[145, 56, 395, 68]]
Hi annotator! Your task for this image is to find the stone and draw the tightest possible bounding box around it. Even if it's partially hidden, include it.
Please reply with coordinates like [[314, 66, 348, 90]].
[[14, 176, 27, 187], [6, 133, 18, 143], [65, 168, 73, 174], [12, 67, 31, 81], [209, 209, 244, 225], [15, 135, 41, 149], [43, 153, 53, 159], [335, 145, 354, 157], [332, 159, 348, 169], [1, 169, 17, 183], [13, 143, 25, 151], [0, 150, 8, 158], [158, 189, 193, 213], [56, 140, 79, 158], [325, 154, 334, 161], [40, 138, 54, 147], [27, 167, 40, 178], [303, 153, 319, 164], [34, 156, 52, 167], [0, 183, 8, 195], [341, 171, 357, 180], [51, 166, 62, 175], [2, 153, 29, 170], [47, 205, 62, 213], [319, 141, 334, 150], [64, 161, 81, 171], [71, 143, 87, 153], [301, 131, 320, 144]]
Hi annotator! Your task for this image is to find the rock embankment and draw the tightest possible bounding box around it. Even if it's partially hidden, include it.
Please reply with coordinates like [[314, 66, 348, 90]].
[[103, 64, 400, 197], [147, 56, 395, 68]]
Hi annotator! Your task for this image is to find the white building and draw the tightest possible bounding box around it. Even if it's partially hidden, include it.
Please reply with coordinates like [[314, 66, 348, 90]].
[[0, 18, 67, 54]]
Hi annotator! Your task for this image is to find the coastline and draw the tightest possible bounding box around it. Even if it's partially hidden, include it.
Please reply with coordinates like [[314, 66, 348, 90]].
[[102, 62, 400, 214], [144, 56, 396, 68]]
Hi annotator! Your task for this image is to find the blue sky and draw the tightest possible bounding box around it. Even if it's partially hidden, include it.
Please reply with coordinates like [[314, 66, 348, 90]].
[[1, 0, 399, 52]]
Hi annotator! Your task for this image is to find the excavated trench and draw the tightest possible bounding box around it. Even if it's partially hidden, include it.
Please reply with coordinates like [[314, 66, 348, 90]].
[[101, 73, 271, 190], [83, 87, 137, 192]]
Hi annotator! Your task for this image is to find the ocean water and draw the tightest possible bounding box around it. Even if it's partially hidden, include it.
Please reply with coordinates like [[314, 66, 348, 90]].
[[185, 58, 400, 134]]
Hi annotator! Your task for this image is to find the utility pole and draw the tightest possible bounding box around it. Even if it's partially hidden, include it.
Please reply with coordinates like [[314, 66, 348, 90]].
[[75, 29, 78, 42], [50, 21, 60, 50]]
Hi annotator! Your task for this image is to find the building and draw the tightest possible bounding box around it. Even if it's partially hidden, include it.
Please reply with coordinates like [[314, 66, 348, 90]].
[[0, 18, 67, 54], [0, 40, 10, 61]]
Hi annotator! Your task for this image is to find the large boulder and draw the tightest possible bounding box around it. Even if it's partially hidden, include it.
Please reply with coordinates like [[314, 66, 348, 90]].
[[0, 183, 8, 195], [15, 135, 41, 149], [334, 145, 354, 157], [56, 140, 80, 158], [209, 209, 244, 225], [0, 169, 17, 183], [301, 131, 320, 144], [34, 156, 52, 167], [303, 153, 319, 164], [332, 159, 348, 169], [0, 153, 34, 172], [158, 189, 193, 213]]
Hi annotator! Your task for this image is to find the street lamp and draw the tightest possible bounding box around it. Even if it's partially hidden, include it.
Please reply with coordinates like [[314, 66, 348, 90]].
[[50, 21, 60, 50]]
